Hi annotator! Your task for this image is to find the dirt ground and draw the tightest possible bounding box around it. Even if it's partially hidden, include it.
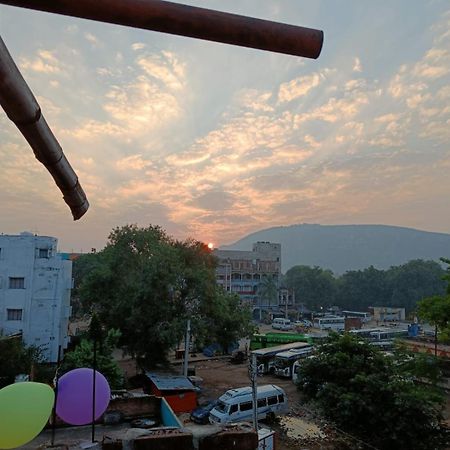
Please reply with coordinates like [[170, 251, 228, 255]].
[[193, 358, 345, 449]]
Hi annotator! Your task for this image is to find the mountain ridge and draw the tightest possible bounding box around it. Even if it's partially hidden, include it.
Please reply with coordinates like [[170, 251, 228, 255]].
[[221, 224, 450, 274]]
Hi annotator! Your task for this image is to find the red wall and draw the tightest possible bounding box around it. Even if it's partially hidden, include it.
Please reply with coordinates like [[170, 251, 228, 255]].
[[150, 384, 197, 413]]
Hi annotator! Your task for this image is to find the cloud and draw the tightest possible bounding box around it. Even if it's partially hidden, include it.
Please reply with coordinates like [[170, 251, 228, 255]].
[[131, 43, 146, 51], [103, 77, 181, 131], [20, 49, 66, 75], [116, 154, 152, 171], [84, 32, 101, 47], [3, 3, 450, 251], [137, 51, 186, 91], [278, 73, 320, 102], [190, 190, 236, 211], [353, 57, 363, 72]]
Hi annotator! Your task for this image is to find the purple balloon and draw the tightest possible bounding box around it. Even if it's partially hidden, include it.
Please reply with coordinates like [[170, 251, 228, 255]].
[[56, 368, 111, 425]]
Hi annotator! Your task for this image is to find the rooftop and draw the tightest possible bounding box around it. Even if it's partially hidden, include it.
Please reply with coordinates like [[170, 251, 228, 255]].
[[145, 373, 196, 391]]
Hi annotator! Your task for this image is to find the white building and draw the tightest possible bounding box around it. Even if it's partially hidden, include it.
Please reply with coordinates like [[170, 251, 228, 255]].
[[0, 232, 72, 362], [214, 242, 281, 318]]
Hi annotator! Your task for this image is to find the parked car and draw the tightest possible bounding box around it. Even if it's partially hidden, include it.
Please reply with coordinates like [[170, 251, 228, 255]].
[[294, 319, 313, 328], [190, 400, 218, 424], [272, 318, 293, 330]]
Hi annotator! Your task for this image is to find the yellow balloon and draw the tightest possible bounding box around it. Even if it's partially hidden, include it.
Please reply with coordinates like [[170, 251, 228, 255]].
[[0, 382, 54, 449]]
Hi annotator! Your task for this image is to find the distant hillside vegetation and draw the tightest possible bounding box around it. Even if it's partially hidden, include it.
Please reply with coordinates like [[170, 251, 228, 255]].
[[222, 224, 450, 274]]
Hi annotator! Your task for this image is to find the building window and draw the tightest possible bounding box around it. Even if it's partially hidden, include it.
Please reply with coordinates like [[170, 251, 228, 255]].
[[9, 277, 25, 289], [7, 309, 23, 321], [38, 248, 49, 258]]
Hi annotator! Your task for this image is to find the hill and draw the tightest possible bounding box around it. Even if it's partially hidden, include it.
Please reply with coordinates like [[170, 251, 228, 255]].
[[221, 224, 450, 274]]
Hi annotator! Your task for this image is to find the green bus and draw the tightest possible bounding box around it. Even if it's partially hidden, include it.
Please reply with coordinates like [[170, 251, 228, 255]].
[[250, 332, 313, 350]]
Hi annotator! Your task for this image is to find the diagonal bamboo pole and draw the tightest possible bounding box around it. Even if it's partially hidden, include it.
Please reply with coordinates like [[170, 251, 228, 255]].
[[0, 0, 323, 59], [0, 36, 89, 220]]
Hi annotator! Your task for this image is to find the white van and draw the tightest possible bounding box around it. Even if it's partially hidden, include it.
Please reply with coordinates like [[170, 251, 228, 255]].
[[209, 384, 288, 424], [271, 318, 292, 331]]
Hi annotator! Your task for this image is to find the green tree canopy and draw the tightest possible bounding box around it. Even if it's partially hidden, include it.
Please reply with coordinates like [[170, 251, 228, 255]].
[[335, 265, 391, 311], [297, 334, 447, 449], [61, 327, 123, 389], [285, 259, 446, 312], [0, 335, 42, 387], [76, 224, 253, 367], [387, 259, 447, 312], [285, 265, 336, 310], [259, 275, 278, 307], [417, 258, 450, 340]]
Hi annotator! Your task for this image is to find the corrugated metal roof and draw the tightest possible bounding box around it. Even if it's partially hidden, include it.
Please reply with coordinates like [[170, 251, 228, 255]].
[[146, 373, 196, 391]]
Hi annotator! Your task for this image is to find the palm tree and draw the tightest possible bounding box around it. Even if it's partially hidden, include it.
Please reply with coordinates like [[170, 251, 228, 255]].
[[259, 276, 278, 308]]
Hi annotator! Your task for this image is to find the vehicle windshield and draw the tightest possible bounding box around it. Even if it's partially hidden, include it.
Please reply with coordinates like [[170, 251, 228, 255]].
[[214, 400, 229, 414], [275, 358, 290, 368]]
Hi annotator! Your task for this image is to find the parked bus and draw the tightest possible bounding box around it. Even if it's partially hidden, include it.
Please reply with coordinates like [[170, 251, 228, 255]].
[[252, 342, 313, 374], [209, 385, 288, 424], [342, 311, 372, 323], [274, 347, 314, 378], [369, 329, 408, 341], [349, 328, 385, 339], [370, 340, 395, 351], [250, 332, 313, 351], [272, 318, 293, 331], [314, 316, 345, 332], [292, 355, 315, 383]]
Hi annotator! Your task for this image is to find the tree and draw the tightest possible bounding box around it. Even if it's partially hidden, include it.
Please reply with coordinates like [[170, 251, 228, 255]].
[[388, 260, 446, 312], [332, 260, 446, 313], [77, 224, 253, 368], [0, 335, 42, 387], [297, 334, 447, 449], [61, 328, 123, 389], [335, 266, 389, 311], [285, 265, 336, 309], [71, 252, 104, 317], [417, 258, 450, 341], [259, 275, 278, 308], [193, 289, 255, 354]]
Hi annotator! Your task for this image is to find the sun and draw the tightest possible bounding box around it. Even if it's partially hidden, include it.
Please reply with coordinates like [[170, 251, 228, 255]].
[[207, 242, 214, 250]]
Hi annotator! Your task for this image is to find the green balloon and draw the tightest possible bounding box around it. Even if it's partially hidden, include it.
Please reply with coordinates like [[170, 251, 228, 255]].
[[0, 382, 54, 449]]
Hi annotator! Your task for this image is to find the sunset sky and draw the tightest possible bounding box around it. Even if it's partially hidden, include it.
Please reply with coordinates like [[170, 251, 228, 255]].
[[1, 1, 449, 252]]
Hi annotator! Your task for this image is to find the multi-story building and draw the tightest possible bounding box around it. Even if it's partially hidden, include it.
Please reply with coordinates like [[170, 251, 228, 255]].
[[214, 242, 281, 317], [278, 287, 295, 312], [0, 232, 72, 362]]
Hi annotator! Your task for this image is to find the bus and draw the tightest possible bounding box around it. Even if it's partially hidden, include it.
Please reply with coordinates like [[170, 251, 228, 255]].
[[274, 347, 314, 378], [342, 311, 372, 323], [292, 356, 315, 383], [349, 328, 385, 339], [314, 316, 345, 332], [252, 342, 313, 374], [250, 333, 313, 350], [369, 329, 408, 341]]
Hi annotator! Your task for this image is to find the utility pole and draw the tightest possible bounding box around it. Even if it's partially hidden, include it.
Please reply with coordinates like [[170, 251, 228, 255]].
[[435, 324, 438, 357], [183, 319, 191, 377], [250, 353, 258, 431], [285, 292, 288, 319]]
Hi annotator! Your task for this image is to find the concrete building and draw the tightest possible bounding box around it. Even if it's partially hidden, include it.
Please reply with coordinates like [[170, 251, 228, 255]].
[[214, 242, 281, 318], [277, 287, 296, 317], [0, 232, 72, 362], [369, 306, 406, 322]]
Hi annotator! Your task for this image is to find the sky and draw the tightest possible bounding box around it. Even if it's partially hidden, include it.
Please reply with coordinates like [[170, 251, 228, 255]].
[[1, 1, 450, 252]]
